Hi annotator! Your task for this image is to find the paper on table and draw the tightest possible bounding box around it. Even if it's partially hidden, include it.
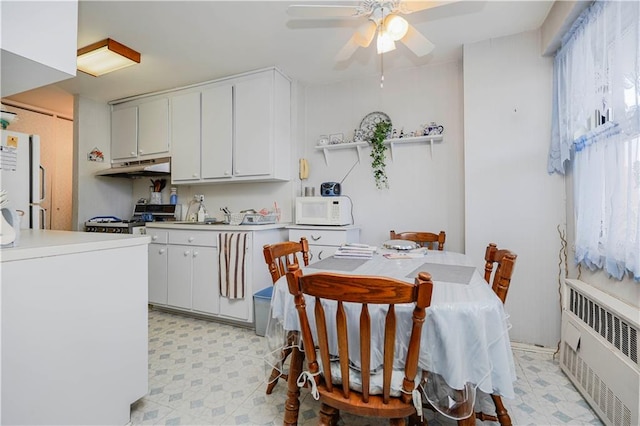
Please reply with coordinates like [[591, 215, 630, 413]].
[[307, 256, 369, 272], [406, 262, 476, 285]]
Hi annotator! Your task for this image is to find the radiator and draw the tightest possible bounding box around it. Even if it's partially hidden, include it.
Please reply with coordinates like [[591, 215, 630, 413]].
[[560, 279, 639, 426]]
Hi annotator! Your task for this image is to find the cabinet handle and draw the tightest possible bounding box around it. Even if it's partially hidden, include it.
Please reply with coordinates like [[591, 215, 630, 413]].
[[139, 149, 143, 154], [311, 234, 321, 241], [318, 250, 324, 260], [193, 251, 199, 257], [130, 151, 136, 156], [224, 171, 230, 176], [184, 250, 190, 256], [151, 235, 158, 241], [159, 248, 165, 254], [188, 236, 195, 242], [309, 252, 314, 261], [192, 173, 199, 178]]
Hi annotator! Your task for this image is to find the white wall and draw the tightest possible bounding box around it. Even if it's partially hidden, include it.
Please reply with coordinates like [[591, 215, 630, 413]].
[[73, 96, 132, 230], [301, 61, 465, 251], [464, 30, 566, 348], [0, 1, 77, 96]]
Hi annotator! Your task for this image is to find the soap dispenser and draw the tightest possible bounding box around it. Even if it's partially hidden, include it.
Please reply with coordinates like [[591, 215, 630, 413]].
[[197, 203, 205, 222]]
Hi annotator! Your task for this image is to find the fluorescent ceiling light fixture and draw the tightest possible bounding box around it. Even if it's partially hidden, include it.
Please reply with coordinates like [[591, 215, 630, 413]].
[[77, 38, 140, 77]]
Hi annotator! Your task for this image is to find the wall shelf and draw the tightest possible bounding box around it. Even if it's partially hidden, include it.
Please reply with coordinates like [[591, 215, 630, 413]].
[[385, 135, 444, 159], [315, 141, 368, 165], [315, 135, 444, 164]]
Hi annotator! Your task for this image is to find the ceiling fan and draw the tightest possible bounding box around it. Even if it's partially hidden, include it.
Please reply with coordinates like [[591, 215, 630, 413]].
[[287, 0, 451, 61]]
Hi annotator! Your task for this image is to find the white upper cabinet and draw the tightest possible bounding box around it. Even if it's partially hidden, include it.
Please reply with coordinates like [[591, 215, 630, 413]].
[[138, 98, 170, 157], [171, 92, 201, 180], [234, 72, 272, 177], [170, 68, 291, 184], [1, 1, 78, 96], [201, 84, 233, 179], [111, 106, 138, 161], [111, 97, 170, 162]]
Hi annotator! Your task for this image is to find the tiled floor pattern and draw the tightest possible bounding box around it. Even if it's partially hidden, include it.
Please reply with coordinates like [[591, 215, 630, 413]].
[[132, 309, 603, 425]]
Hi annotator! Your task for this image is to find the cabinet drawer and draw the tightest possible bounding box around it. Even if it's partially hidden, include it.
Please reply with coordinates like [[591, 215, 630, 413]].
[[168, 230, 218, 247], [146, 229, 168, 244], [289, 228, 357, 247]]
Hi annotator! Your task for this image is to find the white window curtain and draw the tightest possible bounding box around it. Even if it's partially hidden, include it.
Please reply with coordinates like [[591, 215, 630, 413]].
[[548, 0, 640, 280]]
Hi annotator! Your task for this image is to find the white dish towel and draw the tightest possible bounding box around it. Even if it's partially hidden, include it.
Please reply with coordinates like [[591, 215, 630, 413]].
[[218, 232, 248, 299]]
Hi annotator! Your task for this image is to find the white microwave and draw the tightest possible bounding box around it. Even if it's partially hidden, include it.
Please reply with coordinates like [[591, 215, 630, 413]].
[[295, 196, 352, 226]]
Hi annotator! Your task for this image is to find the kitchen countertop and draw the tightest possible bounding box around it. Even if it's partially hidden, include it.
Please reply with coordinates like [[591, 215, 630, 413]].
[[1, 229, 151, 262], [285, 224, 360, 230], [145, 222, 290, 231]]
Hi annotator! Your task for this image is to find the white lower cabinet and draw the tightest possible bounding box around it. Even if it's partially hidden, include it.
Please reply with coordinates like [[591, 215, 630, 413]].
[[167, 244, 218, 314], [147, 225, 286, 325], [288, 225, 360, 264], [147, 229, 168, 305]]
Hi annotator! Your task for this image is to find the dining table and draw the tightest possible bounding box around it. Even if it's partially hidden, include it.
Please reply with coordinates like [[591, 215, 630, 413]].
[[265, 248, 517, 425]]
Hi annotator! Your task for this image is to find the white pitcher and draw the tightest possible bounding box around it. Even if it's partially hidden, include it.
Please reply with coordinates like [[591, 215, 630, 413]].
[[0, 208, 21, 247]]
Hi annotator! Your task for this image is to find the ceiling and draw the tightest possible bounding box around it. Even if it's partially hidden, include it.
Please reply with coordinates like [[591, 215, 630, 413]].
[[5, 0, 554, 118]]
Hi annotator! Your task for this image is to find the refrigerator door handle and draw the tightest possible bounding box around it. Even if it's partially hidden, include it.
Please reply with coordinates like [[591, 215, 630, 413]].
[[39, 164, 46, 202], [39, 206, 46, 229]]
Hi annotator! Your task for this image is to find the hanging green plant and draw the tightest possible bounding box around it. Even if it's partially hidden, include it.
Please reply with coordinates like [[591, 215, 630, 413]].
[[369, 121, 392, 189]]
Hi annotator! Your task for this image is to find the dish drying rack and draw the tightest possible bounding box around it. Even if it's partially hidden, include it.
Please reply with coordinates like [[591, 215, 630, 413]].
[[227, 212, 278, 225]]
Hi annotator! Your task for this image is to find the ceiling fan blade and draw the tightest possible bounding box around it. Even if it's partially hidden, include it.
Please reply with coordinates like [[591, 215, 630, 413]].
[[335, 35, 360, 62], [400, 1, 457, 14], [401, 24, 435, 57], [287, 5, 360, 18], [353, 21, 376, 47]]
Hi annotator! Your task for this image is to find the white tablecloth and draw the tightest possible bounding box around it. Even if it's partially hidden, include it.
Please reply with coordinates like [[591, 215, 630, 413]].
[[268, 250, 517, 399]]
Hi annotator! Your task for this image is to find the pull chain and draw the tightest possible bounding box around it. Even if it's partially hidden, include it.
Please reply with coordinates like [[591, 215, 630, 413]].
[[380, 51, 385, 88]]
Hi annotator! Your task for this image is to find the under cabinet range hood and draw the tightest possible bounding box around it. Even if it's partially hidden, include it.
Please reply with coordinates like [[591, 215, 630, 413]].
[[95, 157, 171, 178]]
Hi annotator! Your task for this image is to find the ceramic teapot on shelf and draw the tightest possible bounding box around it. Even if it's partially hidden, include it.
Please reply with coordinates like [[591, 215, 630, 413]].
[[424, 122, 444, 136]]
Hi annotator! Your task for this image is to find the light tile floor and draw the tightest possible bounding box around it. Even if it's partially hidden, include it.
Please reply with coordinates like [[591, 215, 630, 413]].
[[132, 308, 603, 426]]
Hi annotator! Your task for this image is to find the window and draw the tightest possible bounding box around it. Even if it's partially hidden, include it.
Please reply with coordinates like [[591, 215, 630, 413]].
[[548, 0, 640, 280]]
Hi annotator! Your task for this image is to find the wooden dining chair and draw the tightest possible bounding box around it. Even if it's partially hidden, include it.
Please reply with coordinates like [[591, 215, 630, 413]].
[[476, 243, 518, 426], [483, 243, 518, 304], [389, 230, 446, 251], [285, 264, 434, 426], [262, 237, 310, 394]]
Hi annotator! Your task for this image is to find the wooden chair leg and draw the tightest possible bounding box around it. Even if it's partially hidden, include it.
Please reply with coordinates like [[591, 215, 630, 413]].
[[265, 345, 292, 394], [406, 412, 425, 426], [490, 394, 512, 426], [283, 346, 304, 426], [319, 403, 339, 426]]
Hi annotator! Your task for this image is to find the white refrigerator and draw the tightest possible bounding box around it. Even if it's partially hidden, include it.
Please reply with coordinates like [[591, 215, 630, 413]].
[[0, 130, 46, 229]]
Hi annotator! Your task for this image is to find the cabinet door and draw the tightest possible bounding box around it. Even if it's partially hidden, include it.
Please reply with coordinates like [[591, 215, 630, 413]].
[[191, 247, 219, 314], [167, 245, 193, 309], [148, 243, 168, 305], [234, 73, 272, 177], [138, 98, 169, 157], [171, 92, 201, 181], [201, 84, 233, 179], [111, 106, 138, 161]]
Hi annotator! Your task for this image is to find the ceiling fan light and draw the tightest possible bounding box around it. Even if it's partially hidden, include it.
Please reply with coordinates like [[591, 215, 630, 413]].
[[376, 30, 396, 54], [384, 15, 409, 41]]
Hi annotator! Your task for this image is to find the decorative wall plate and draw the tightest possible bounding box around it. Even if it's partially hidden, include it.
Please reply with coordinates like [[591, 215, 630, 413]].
[[359, 111, 392, 141]]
